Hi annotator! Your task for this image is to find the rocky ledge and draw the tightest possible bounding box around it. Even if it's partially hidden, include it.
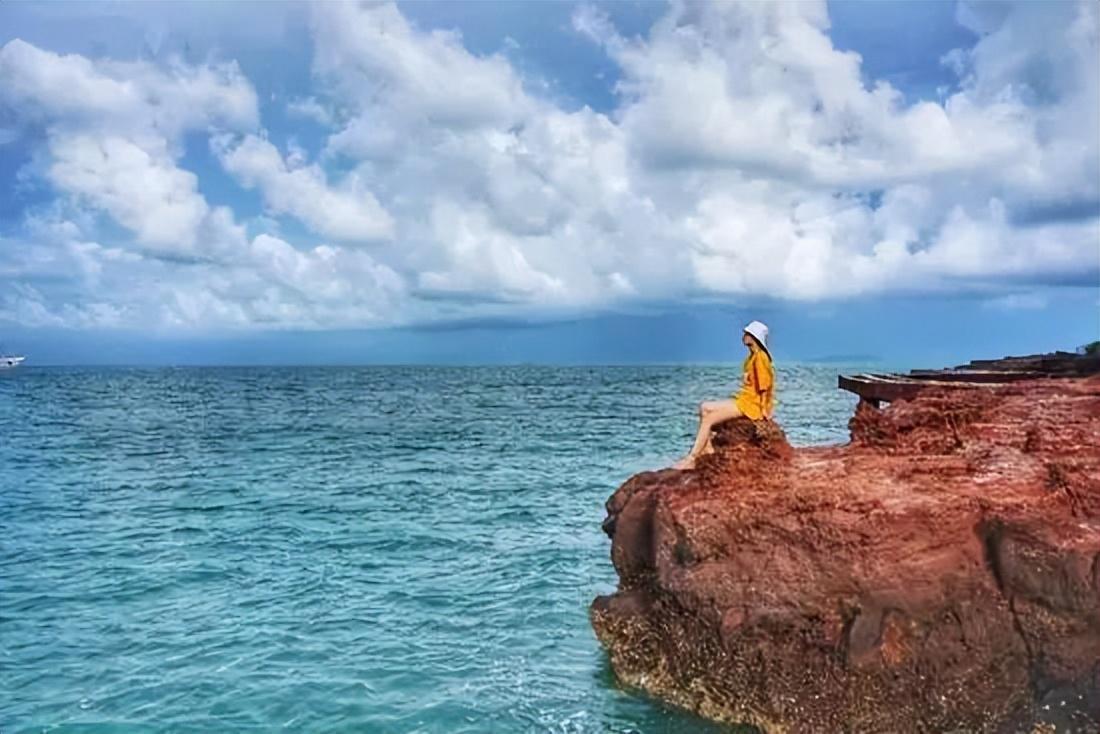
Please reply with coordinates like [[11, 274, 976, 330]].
[[591, 377, 1100, 732]]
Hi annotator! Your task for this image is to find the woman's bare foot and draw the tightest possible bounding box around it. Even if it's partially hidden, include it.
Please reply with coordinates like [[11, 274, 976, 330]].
[[672, 455, 696, 471]]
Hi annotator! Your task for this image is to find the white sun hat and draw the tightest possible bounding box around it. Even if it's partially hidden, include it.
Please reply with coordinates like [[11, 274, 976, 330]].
[[743, 320, 770, 352]]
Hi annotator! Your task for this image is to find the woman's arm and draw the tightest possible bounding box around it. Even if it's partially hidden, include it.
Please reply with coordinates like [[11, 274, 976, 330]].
[[752, 354, 775, 419]]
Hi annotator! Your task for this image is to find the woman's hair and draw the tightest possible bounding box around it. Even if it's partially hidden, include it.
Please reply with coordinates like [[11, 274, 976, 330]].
[[747, 333, 771, 359]]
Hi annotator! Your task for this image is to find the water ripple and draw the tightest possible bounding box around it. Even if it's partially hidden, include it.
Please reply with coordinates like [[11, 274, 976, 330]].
[[1, 364, 860, 733]]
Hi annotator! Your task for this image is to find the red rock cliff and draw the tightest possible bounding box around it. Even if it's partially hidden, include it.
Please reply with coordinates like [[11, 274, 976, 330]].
[[591, 377, 1100, 732]]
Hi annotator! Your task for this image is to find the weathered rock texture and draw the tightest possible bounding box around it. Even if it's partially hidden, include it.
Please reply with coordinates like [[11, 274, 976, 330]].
[[591, 378, 1100, 732]]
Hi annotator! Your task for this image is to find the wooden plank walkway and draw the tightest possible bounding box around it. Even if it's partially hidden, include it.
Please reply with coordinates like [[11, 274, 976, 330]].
[[839, 351, 1100, 407]]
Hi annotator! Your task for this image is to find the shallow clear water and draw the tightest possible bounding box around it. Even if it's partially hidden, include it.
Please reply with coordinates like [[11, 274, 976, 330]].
[[1, 365, 865, 733]]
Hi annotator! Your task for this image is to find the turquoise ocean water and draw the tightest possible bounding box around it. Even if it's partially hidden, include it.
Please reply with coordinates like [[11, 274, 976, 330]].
[[2, 365, 867, 733]]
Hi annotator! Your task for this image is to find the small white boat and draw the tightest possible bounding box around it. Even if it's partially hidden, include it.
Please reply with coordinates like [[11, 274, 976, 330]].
[[0, 355, 25, 369]]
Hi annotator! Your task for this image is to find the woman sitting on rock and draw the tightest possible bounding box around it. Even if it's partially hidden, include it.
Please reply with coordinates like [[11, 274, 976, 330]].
[[674, 320, 775, 470]]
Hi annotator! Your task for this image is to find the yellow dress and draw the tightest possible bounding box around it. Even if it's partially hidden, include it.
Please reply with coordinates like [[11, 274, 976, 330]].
[[733, 349, 775, 420]]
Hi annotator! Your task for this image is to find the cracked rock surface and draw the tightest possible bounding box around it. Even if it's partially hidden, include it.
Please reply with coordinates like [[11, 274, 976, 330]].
[[591, 378, 1100, 732]]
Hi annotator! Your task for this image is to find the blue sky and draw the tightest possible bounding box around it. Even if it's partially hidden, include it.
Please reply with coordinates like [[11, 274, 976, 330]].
[[0, 1, 1097, 365]]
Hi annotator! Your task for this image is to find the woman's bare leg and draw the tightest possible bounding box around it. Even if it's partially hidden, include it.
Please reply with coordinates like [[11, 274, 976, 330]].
[[674, 400, 742, 469], [688, 400, 742, 457]]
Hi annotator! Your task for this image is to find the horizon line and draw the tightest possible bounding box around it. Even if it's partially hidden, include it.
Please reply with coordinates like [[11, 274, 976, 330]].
[[4, 358, 892, 369]]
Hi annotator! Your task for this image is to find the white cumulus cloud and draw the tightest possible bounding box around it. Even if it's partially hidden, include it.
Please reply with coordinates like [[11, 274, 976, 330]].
[[214, 134, 394, 243], [0, 0, 1096, 331]]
